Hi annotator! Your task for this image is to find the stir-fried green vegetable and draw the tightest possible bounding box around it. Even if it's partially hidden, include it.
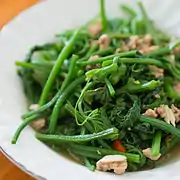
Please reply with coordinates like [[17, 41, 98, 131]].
[[13, 0, 180, 175]]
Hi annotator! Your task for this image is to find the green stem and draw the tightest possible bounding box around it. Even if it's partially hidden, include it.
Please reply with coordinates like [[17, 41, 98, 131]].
[[74, 81, 95, 126], [65, 102, 111, 149], [164, 77, 180, 100], [77, 42, 90, 56], [148, 46, 169, 56], [36, 128, 119, 143], [148, 42, 180, 56], [84, 158, 96, 171], [151, 130, 162, 157], [71, 148, 102, 160], [78, 45, 99, 62], [108, 32, 132, 39], [86, 44, 99, 58], [138, 2, 157, 42], [105, 78, 115, 97], [70, 144, 140, 163], [22, 91, 60, 119], [79, 57, 164, 68], [121, 4, 137, 17], [116, 58, 164, 67], [60, 55, 78, 92], [98, 140, 112, 149], [12, 115, 40, 144], [39, 29, 80, 105], [49, 76, 85, 133], [86, 62, 118, 80], [119, 80, 162, 93], [22, 55, 78, 119], [16, 61, 53, 71], [76, 50, 137, 66], [140, 115, 180, 138], [93, 47, 114, 56], [100, 0, 108, 31], [65, 102, 93, 132]]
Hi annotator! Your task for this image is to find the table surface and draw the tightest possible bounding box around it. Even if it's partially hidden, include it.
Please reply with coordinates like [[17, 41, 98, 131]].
[[0, 1, 39, 179], [0, 152, 35, 180]]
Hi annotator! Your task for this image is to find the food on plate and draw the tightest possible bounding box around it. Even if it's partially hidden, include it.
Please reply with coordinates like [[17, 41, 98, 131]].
[[12, 0, 180, 174]]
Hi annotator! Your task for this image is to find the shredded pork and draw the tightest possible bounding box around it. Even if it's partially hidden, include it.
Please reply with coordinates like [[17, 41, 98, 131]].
[[98, 34, 110, 50], [143, 109, 158, 118], [143, 104, 180, 126], [29, 104, 46, 130], [88, 21, 102, 36], [120, 34, 159, 54], [149, 65, 164, 78], [96, 155, 127, 175]]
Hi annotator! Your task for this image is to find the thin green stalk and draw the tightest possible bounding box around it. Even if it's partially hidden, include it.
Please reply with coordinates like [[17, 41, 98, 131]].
[[93, 47, 114, 56], [86, 44, 99, 58], [100, 0, 108, 31], [130, 18, 144, 35], [49, 76, 85, 133], [22, 55, 78, 119], [148, 46, 170, 56], [151, 130, 162, 157], [22, 91, 60, 119], [138, 2, 159, 44], [121, 4, 137, 17], [137, 2, 152, 32], [78, 101, 86, 119], [105, 78, 115, 97], [16, 61, 53, 71], [74, 81, 95, 126], [71, 148, 102, 160], [140, 115, 180, 138], [80, 127, 86, 135], [16, 62, 38, 69], [65, 102, 94, 132], [108, 32, 132, 39], [12, 114, 40, 144], [36, 128, 119, 143], [65, 102, 111, 149], [60, 55, 78, 92], [86, 62, 118, 80], [164, 77, 180, 100], [76, 50, 137, 66], [70, 144, 140, 163], [103, 57, 165, 68], [115, 58, 164, 67], [84, 158, 96, 171], [98, 140, 111, 149], [77, 45, 99, 62], [77, 42, 90, 56], [39, 29, 80, 105], [119, 80, 161, 93], [148, 42, 180, 56]]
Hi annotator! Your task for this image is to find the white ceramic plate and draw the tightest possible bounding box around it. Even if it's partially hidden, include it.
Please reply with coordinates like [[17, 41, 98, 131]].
[[0, 0, 180, 179]]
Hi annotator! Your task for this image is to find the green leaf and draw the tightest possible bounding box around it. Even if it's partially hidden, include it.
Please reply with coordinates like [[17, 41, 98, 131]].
[[122, 101, 141, 128]]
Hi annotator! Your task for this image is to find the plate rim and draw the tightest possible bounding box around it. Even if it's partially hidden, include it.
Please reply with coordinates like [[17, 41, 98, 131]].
[[0, 0, 52, 179]]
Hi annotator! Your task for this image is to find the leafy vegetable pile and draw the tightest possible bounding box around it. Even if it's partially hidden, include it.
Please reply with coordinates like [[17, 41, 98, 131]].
[[12, 0, 180, 174]]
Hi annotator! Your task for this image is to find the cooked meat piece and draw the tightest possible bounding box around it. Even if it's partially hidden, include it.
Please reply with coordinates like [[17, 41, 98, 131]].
[[143, 109, 158, 118], [96, 155, 127, 175]]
